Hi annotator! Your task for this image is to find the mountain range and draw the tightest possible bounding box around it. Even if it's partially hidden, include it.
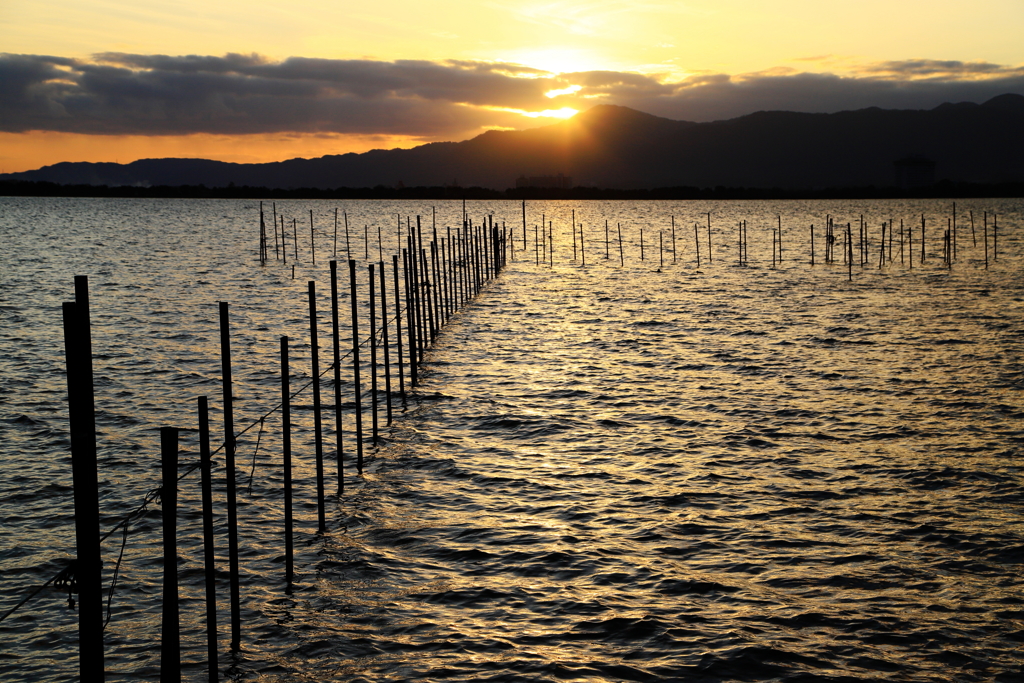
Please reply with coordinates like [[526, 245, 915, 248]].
[[5, 94, 1024, 190]]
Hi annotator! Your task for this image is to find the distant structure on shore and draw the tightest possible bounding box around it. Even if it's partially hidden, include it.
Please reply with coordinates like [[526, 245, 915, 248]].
[[894, 156, 936, 189], [516, 173, 572, 189]]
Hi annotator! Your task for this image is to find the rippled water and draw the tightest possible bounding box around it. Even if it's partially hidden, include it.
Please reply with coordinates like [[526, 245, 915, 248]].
[[1, 197, 1023, 682]]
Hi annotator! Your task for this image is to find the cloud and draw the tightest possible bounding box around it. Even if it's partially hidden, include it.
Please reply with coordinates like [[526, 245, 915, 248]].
[[2, 52, 1022, 140], [0, 52, 560, 137], [638, 64, 1024, 121]]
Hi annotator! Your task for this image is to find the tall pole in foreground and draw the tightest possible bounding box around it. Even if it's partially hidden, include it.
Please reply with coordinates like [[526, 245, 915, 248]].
[[160, 427, 181, 683], [62, 275, 104, 681]]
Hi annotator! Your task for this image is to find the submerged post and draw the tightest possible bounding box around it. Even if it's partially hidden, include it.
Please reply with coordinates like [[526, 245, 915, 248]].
[[62, 275, 104, 681]]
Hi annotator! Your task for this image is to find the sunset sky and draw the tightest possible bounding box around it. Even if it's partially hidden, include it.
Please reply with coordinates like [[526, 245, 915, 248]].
[[3, 0, 1023, 172]]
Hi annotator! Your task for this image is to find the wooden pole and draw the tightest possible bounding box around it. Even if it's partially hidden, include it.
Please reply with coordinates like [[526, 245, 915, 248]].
[[62, 274, 104, 681], [344, 211, 351, 260], [273, 202, 279, 260], [693, 223, 700, 267], [993, 213, 998, 260], [308, 282, 326, 533], [847, 224, 853, 281], [777, 215, 782, 262], [900, 219, 905, 266], [952, 202, 957, 261], [309, 210, 316, 266], [279, 338, 294, 585], [329, 261, 344, 495], [197, 397, 219, 682], [348, 260, 364, 473], [983, 212, 989, 269], [671, 216, 676, 264], [908, 218, 914, 269], [379, 262, 393, 425], [368, 264, 379, 444], [522, 200, 526, 252], [707, 213, 713, 263], [879, 222, 886, 268], [160, 427, 180, 683], [420, 245, 436, 344], [217, 302, 241, 652], [548, 223, 553, 268], [403, 248, 419, 387], [617, 223, 624, 266], [259, 202, 266, 265], [572, 210, 578, 260], [392, 254, 406, 398], [292, 219, 298, 262], [921, 214, 926, 262]]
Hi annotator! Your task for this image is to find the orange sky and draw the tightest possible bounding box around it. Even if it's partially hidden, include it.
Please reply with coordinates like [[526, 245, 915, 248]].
[[3, 0, 1022, 172]]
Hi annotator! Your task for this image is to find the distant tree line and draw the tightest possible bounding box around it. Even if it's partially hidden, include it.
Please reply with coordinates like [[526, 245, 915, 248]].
[[2, 179, 1023, 200]]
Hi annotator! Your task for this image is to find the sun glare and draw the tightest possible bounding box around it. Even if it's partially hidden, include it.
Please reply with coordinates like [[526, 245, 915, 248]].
[[507, 48, 602, 76], [482, 105, 580, 120], [545, 85, 583, 98], [523, 107, 579, 119]]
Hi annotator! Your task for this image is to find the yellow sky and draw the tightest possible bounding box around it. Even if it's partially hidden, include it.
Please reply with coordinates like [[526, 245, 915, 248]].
[[6, 0, 1021, 74], [3, 0, 1022, 172]]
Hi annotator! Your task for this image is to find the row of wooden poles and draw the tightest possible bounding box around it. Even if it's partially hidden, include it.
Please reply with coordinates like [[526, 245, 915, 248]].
[[811, 204, 1000, 279], [511, 203, 1000, 274], [56, 215, 509, 681], [257, 203, 482, 268], [257, 200, 1001, 280]]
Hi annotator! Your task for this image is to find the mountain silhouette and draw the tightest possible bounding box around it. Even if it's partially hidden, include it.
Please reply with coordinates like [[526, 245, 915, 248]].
[[4, 95, 1023, 189]]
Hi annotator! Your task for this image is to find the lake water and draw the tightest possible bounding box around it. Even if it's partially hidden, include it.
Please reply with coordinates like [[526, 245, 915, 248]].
[[1, 197, 1022, 682]]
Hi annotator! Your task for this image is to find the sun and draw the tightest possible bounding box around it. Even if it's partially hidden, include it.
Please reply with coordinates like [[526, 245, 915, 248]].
[[508, 47, 604, 76]]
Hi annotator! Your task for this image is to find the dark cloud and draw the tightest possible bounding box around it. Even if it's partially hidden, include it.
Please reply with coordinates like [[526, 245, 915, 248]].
[[1, 53, 1021, 139], [637, 66, 1024, 121], [864, 59, 1014, 78], [0, 53, 556, 136]]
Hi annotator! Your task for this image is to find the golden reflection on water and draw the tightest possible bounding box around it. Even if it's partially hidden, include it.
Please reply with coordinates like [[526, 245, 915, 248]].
[[1, 196, 1022, 681]]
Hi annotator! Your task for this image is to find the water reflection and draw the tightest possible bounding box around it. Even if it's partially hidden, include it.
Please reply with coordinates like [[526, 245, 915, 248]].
[[0, 197, 1021, 681]]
